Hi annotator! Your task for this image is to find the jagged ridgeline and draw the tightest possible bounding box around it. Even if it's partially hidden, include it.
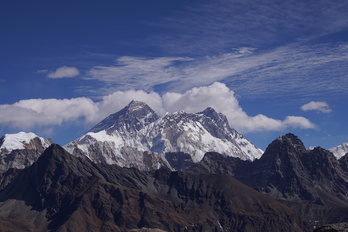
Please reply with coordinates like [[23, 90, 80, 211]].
[[64, 100, 263, 170], [189, 133, 348, 229], [0, 144, 307, 232]]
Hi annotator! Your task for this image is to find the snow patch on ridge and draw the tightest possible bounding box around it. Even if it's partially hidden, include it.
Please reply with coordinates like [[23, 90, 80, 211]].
[[0, 132, 50, 153], [330, 142, 348, 159]]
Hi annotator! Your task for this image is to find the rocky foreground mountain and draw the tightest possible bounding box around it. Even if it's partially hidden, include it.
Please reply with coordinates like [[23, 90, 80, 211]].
[[0, 144, 307, 232], [0, 132, 52, 173], [65, 100, 263, 170], [190, 133, 348, 228]]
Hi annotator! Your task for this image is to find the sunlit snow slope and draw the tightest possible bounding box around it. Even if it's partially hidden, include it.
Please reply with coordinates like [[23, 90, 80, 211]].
[[0, 132, 52, 172], [65, 101, 263, 170]]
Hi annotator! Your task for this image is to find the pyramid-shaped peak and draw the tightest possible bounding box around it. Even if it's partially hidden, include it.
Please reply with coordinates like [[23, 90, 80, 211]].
[[277, 133, 303, 144], [126, 100, 150, 110], [267, 133, 306, 153], [122, 100, 159, 118], [88, 101, 159, 133], [30, 144, 73, 176]]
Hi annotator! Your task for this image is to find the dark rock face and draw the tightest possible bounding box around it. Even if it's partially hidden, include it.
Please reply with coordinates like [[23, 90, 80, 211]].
[[189, 152, 252, 181], [247, 134, 348, 206], [313, 222, 348, 232], [339, 153, 348, 172], [0, 144, 307, 232], [198, 107, 237, 141], [164, 152, 195, 170], [190, 133, 348, 228]]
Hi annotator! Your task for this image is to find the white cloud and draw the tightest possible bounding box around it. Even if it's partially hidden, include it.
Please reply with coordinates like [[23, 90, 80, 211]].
[[48, 66, 80, 79], [0, 98, 98, 129], [300, 101, 332, 113], [162, 82, 316, 133], [0, 91, 163, 130], [283, 116, 316, 129], [0, 82, 316, 134]]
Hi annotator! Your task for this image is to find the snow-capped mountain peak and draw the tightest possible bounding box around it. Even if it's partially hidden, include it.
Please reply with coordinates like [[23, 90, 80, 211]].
[[0, 132, 52, 172], [89, 100, 159, 134], [0, 132, 51, 154], [329, 141, 348, 159], [65, 101, 263, 170]]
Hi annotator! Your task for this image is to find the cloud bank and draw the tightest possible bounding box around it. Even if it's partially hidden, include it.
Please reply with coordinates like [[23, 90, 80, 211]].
[[0, 83, 315, 134], [301, 101, 332, 113], [48, 66, 80, 78]]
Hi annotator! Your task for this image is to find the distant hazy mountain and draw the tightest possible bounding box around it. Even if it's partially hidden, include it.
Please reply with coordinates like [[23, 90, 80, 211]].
[[0, 132, 52, 173], [329, 141, 348, 159], [65, 100, 263, 170]]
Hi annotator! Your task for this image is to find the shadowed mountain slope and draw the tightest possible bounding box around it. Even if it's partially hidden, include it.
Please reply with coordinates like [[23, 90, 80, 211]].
[[0, 144, 307, 232], [189, 133, 348, 228]]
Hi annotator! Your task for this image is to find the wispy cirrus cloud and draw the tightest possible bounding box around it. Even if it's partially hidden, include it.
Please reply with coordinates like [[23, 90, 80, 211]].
[[52, 0, 348, 102], [36, 69, 49, 74], [147, 0, 348, 55], [301, 101, 332, 113], [47, 66, 80, 79], [87, 56, 193, 91], [84, 42, 348, 100]]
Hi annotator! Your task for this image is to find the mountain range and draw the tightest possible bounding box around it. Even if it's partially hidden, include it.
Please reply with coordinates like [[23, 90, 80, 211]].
[[0, 100, 347, 231], [0, 144, 307, 232], [64, 100, 263, 171]]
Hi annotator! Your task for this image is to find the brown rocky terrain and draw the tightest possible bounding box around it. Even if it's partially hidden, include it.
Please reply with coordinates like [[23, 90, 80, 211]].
[[0, 144, 307, 232]]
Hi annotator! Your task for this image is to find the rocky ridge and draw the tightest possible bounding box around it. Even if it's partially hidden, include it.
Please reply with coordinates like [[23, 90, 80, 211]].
[[0, 144, 307, 232], [189, 133, 348, 228]]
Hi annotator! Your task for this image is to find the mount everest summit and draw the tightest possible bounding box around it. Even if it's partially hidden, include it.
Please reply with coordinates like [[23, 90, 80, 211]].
[[65, 100, 263, 170]]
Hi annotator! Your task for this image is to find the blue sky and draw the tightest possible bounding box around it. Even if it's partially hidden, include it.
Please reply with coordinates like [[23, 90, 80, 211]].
[[1, 0, 348, 150]]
